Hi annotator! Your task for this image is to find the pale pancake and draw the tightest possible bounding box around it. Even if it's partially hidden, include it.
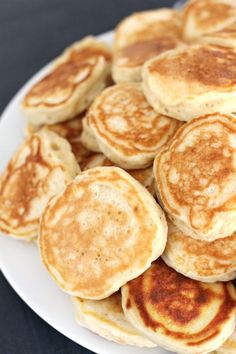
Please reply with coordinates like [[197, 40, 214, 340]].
[[154, 114, 236, 241], [72, 292, 156, 347], [183, 0, 236, 40], [122, 259, 236, 354], [143, 44, 236, 121], [82, 153, 156, 196], [80, 115, 101, 152], [199, 21, 236, 49], [112, 9, 183, 83], [39, 166, 167, 299], [22, 37, 111, 126], [89, 83, 182, 169], [216, 329, 236, 353], [0, 129, 79, 240], [162, 221, 236, 282]]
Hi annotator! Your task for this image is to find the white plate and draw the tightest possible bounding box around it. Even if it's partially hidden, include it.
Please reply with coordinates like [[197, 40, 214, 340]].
[[0, 31, 171, 354]]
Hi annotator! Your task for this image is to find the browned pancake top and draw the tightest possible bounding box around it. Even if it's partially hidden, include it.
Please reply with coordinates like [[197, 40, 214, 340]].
[[184, 0, 236, 32], [116, 37, 181, 68], [40, 167, 159, 298], [150, 45, 236, 89], [125, 259, 236, 344], [24, 47, 110, 108], [155, 114, 236, 232], [0, 135, 56, 232]]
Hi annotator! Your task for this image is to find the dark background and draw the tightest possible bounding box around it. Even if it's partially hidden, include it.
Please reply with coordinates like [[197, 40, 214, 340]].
[[0, 1, 175, 353]]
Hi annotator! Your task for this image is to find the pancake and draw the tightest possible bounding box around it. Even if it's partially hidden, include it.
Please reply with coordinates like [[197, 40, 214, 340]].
[[183, 0, 236, 40], [143, 44, 236, 121], [89, 83, 182, 169], [216, 329, 236, 353], [80, 115, 101, 152], [122, 259, 236, 354], [39, 166, 167, 299], [0, 129, 79, 240], [154, 113, 236, 241], [162, 221, 236, 282], [112, 9, 183, 83], [72, 292, 156, 347], [199, 21, 236, 49], [82, 153, 156, 196], [22, 36, 111, 126]]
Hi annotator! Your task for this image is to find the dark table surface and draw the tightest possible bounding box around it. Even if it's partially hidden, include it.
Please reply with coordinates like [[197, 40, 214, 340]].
[[0, 1, 176, 353]]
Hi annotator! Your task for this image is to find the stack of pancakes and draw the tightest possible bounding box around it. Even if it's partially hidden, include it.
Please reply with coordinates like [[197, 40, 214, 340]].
[[0, 1, 236, 353]]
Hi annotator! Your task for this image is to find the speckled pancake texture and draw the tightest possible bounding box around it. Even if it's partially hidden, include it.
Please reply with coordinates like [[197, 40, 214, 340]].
[[39, 166, 167, 299]]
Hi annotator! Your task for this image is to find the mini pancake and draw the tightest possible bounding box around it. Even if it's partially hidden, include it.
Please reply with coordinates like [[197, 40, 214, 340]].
[[154, 113, 236, 241], [216, 329, 236, 353], [199, 21, 236, 49], [122, 259, 236, 354], [183, 0, 236, 40], [25, 114, 96, 169], [39, 166, 167, 299], [143, 44, 236, 121], [22, 36, 111, 126], [89, 83, 182, 169], [0, 129, 79, 240], [112, 9, 183, 83], [82, 153, 156, 196], [80, 115, 101, 152], [162, 220, 236, 282], [72, 292, 156, 347]]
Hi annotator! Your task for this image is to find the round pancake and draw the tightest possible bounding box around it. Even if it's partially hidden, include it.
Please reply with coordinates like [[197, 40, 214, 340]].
[[82, 153, 156, 196], [199, 21, 236, 49], [183, 0, 236, 40], [80, 115, 101, 152], [89, 83, 182, 169], [72, 292, 156, 347], [39, 166, 167, 299], [22, 36, 111, 126], [143, 44, 236, 121], [122, 259, 236, 354], [112, 9, 183, 83], [154, 113, 236, 241], [216, 329, 236, 353], [162, 220, 236, 282], [0, 129, 79, 240]]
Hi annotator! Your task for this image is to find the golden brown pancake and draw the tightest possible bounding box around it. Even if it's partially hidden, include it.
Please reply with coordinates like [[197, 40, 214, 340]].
[[154, 113, 236, 241], [89, 83, 182, 169], [39, 166, 167, 299], [122, 259, 236, 354], [162, 221, 236, 282], [143, 44, 236, 121], [183, 0, 236, 40], [22, 37, 111, 126], [0, 129, 79, 240], [72, 292, 156, 347], [112, 9, 183, 83]]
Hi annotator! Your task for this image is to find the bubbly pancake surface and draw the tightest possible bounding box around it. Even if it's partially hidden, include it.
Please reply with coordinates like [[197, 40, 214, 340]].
[[143, 44, 236, 121], [89, 83, 181, 169], [122, 259, 236, 354], [39, 166, 167, 299], [162, 221, 236, 282], [154, 114, 236, 241], [22, 37, 111, 125], [0, 129, 79, 240], [73, 292, 155, 347], [183, 0, 236, 40]]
